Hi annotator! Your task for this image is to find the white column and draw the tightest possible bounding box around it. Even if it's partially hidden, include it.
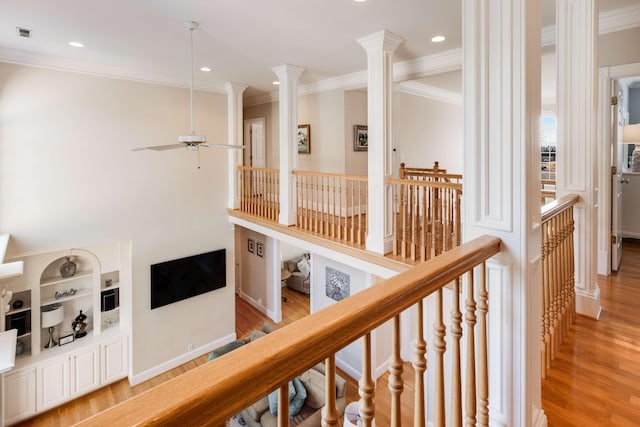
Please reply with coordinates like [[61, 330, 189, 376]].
[[556, 0, 601, 318], [358, 31, 404, 255], [273, 64, 305, 226], [463, 0, 545, 426], [226, 82, 248, 210]]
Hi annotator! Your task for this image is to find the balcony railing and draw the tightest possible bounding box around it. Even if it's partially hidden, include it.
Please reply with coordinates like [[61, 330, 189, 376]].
[[540, 194, 578, 378], [238, 166, 280, 222], [79, 235, 500, 427], [237, 167, 462, 263], [389, 178, 462, 262], [293, 170, 368, 246]]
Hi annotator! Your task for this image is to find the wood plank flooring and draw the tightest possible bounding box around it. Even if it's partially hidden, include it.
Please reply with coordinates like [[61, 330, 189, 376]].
[[542, 239, 640, 426]]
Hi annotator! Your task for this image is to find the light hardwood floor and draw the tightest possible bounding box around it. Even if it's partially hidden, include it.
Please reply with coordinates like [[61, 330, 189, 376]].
[[542, 239, 640, 426]]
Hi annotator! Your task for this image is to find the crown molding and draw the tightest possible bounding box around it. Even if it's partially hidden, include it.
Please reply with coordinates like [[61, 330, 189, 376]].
[[244, 47, 463, 106], [395, 81, 462, 105], [542, 3, 640, 48], [0, 47, 225, 93]]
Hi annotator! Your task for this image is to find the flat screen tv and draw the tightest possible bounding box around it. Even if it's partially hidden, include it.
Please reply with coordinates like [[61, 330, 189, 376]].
[[151, 249, 226, 309]]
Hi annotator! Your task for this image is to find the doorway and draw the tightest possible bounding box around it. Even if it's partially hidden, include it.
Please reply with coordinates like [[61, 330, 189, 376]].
[[597, 63, 640, 275], [243, 117, 266, 168]]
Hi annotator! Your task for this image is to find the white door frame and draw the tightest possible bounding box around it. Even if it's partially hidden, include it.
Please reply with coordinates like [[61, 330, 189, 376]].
[[597, 62, 640, 275]]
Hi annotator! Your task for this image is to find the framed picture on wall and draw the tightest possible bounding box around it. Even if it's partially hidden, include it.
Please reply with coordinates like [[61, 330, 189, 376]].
[[298, 124, 311, 154], [248, 239, 255, 253], [353, 125, 368, 152], [256, 242, 264, 257]]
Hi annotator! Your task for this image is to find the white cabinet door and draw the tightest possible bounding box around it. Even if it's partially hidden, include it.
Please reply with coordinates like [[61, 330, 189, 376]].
[[70, 345, 100, 398], [101, 336, 128, 384], [37, 356, 70, 412], [4, 367, 36, 425]]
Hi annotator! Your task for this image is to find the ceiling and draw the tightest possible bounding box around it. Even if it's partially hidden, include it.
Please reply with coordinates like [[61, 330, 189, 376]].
[[0, 0, 637, 98]]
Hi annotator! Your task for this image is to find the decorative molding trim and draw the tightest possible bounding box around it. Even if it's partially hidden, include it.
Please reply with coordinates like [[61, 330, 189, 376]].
[[395, 80, 462, 105], [129, 332, 236, 386], [599, 4, 640, 34], [541, 3, 640, 47], [244, 48, 463, 107], [0, 48, 225, 93]]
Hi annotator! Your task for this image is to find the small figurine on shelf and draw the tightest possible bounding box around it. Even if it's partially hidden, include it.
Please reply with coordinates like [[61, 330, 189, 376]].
[[72, 310, 88, 338]]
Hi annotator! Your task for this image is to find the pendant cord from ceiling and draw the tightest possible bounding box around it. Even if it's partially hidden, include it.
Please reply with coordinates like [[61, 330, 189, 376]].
[[189, 24, 195, 136]]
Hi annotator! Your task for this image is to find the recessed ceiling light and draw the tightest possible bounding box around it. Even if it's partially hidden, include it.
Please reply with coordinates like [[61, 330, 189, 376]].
[[272, 81, 280, 85], [354, 0, 367, 2], [200, 67, 211, 72], [68, 41, 84, 48], [431, 35, 446, 43]]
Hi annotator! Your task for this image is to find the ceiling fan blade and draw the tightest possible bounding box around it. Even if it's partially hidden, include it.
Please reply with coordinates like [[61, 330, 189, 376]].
[[132, 144, 185, 152], [199, 143, 245, 150]]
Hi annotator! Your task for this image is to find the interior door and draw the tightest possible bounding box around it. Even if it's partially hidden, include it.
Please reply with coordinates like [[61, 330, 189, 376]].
[[243, 118, 265, 168], [612, 81, 624, 271]]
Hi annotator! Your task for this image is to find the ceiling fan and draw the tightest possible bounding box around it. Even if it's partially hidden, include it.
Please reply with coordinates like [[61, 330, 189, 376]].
[[133, 21, 243, 153]]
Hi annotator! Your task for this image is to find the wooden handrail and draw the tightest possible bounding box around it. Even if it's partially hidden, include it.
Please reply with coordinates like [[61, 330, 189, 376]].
[[387, 177, 463, 190], [292, 169, 368, 181], [541, 194, 579, 222], [238, 165, 279, 173], [78, 235, 500, 427]]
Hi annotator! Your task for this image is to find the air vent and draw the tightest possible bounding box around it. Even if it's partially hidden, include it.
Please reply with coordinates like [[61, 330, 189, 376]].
[[17, 27, 32, 38]]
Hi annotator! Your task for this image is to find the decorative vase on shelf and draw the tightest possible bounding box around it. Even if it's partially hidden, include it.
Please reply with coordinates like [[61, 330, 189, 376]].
[[72, 310, 88, 338], [59, 257, 77, 278]]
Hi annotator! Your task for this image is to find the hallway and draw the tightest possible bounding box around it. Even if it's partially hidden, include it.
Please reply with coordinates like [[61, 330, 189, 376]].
[[542, 240, 640, 426]]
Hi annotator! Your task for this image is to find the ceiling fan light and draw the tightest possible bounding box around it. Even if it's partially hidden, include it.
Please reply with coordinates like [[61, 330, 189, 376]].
[[178, 134, 206, 143]]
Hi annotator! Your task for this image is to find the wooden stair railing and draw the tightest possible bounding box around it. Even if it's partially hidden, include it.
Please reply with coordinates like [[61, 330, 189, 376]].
[[292, 170, 368, 246], [540, 194, 578, 378], [78, 235, 500, 427], [238, 166, 280, 222], [388, 178, 462, 262]]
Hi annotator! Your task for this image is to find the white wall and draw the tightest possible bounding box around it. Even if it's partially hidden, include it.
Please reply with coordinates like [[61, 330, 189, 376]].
[[393, 91, 464, 175], [599, 27, 640, 68], [344, 90, 368, 176], [237, 227, 269, 311], [0, 62, 236, 375], [297, 90, 346, 173]]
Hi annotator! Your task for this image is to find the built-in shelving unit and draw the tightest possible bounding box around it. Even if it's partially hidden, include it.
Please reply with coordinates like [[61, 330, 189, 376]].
[[0, 244, 130, 425]]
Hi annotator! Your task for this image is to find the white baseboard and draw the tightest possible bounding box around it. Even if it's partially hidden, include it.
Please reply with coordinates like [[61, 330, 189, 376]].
[[622, 230, 640, 239], [129, 333, 237, 386], [238, 291, 269, 316], [532, 407, 548, 427], [575, 287, 602, 319], [375, 358, 389, 380], [336, 357, 361, 380]]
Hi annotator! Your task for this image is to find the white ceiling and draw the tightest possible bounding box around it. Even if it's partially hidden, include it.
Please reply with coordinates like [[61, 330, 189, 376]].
[[0, 0, 637, 98]]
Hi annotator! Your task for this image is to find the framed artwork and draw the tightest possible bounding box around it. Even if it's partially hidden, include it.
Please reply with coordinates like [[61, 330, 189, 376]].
[[59, 332, 75, 346], [353, 125, 368, 152], [298, 124, 311, 154], [248, 239, 255, 253], [325, 267, 350, 302], [256, 242, 264, 258]]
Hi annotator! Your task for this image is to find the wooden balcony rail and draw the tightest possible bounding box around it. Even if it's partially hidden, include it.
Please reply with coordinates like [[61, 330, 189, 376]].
[[540, 194, 579, 379], [541, 179, 556, 205], [238, 166, 280, 222], [292, 170, 368, 246], [388, 178, 462, 262], [79, 235, 500, 427], [399, 162, 463, 185]]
